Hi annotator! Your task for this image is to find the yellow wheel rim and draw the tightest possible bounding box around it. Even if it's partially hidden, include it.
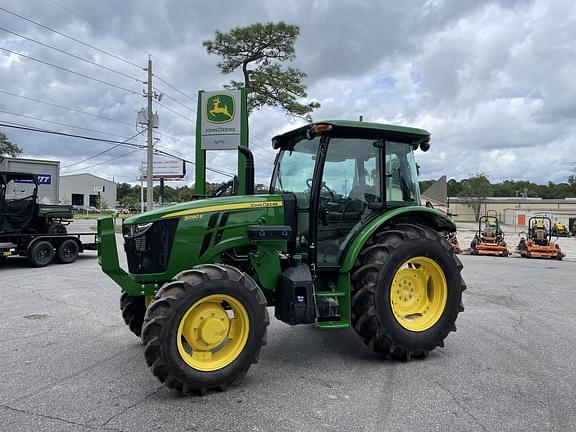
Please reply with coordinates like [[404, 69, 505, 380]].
[[390, 256, 448, 332], [176, 294, 249, 372]]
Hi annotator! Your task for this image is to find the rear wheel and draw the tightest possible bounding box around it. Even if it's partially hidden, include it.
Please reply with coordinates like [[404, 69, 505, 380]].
[[142, 264, 268, 395], [351, 224, 465, 360], [28, 241, 54, 267], [56, 239, 79, 264]]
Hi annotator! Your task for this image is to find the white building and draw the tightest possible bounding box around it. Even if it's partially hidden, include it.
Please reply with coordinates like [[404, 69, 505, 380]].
[[60, 174, 117, 209]]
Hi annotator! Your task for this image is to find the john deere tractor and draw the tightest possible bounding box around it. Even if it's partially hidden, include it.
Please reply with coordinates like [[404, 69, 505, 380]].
[[97, 121, 466, 394]]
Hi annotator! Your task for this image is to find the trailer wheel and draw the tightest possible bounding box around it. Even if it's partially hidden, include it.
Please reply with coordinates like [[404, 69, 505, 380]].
[[142, 264, 268, 395], [351, 223, 465, 360], [56, 239, 79, 264], [28, 241, 55, 267]]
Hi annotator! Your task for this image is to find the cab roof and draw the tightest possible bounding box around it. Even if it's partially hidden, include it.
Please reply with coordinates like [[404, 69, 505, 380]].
[[272, 120, 431, 148]]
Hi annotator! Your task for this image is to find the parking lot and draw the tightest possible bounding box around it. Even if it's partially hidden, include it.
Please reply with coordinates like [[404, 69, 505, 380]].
[[1, 232, 576, 431]]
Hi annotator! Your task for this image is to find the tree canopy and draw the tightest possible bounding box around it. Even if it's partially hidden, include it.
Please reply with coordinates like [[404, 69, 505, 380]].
[[203, 22, 319, 118], [0, 132, 22, 157]]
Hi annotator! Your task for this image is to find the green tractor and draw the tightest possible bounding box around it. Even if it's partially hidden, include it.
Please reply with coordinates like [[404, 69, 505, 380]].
[[97, 120, 466, 394]]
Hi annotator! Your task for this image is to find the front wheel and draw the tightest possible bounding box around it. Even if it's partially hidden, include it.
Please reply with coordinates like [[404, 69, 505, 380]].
[[351, 224, 466, 359], [142, 264, 268, 395]]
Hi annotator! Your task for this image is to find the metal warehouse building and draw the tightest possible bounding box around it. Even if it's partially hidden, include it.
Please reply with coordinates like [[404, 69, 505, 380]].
[[448, 197, 576, 231], [60, 173, 117, 209]]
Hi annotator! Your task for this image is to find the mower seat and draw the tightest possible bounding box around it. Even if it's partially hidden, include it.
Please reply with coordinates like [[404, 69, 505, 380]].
[[483, 228, 496, 242], [533, 228, 549, 245]]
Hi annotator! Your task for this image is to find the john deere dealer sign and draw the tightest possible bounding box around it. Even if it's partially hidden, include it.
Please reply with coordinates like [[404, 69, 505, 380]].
[[200, 90, 242, 150]]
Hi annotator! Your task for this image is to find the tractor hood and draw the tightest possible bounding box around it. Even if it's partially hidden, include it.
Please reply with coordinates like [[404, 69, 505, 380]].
[[123, 194, 284, 225]]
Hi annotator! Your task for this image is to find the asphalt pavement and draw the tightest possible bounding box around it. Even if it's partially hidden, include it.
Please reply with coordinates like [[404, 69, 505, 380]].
[[0, 249, 575, 431]]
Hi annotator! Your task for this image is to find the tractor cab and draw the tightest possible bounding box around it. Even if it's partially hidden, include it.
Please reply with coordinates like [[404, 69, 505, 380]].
[[270, 121, 429, 266]]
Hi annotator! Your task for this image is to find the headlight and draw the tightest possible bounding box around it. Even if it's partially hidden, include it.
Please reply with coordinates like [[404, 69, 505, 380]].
[[125, 222, 153, 238]]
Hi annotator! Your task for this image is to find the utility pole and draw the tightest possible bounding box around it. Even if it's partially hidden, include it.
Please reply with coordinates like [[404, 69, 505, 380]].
[[145, 57, 154, 212]]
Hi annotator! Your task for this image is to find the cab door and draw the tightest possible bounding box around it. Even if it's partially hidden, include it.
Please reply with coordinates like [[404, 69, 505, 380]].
[[313, 138, 381, 267]]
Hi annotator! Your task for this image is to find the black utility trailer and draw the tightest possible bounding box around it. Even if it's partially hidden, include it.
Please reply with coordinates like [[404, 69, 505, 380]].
[[0, 232, 97, 266], [0, 171, 97, 267]]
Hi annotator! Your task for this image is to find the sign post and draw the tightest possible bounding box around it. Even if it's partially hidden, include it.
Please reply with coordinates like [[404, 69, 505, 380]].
[[195, 88, 248, 196]]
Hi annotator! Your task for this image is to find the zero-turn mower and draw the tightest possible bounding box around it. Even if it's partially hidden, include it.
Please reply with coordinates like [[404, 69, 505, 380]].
[[551, 222, 569, 237], [517, 217, 564, 260], [470, 215, 509, 257]]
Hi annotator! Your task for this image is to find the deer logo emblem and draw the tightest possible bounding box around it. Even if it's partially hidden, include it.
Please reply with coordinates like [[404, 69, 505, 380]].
[[207, 94, 235, 123]]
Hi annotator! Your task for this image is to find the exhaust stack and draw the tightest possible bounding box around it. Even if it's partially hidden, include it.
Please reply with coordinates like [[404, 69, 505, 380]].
[[238, 146, 254, 195]]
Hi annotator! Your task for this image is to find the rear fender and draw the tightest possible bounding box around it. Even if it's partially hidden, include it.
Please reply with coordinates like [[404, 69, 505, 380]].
[[340, 206, 456, 273]]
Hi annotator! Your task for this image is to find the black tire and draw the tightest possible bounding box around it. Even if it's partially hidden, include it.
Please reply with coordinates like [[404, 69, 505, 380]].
[[28, 241, 55, 267], [120, 293, 147, 337], [56, 239, 79, 264], [47, 223, 67, 234], [142, 264, 268, 395], [351, 223, 466, 360]]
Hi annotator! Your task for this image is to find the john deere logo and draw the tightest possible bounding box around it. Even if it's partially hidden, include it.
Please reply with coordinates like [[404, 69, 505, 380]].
[[207, 94, 235, 124]]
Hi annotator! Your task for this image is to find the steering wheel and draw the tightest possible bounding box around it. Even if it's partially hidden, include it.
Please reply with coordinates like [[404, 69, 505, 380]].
[[306, 178, 335, 198]]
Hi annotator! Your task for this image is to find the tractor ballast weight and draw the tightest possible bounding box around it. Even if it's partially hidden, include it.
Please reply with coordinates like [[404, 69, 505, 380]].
[[470, 215, 509, 257], [97, 120, 466, 395], [517, 217, 564, 260]]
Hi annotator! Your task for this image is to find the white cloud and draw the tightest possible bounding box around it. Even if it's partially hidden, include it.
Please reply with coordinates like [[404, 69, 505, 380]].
[[0, 0, 575, 189]]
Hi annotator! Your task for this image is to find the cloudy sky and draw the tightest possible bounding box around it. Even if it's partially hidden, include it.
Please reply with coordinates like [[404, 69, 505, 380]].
[[0, 0, 575, 187]]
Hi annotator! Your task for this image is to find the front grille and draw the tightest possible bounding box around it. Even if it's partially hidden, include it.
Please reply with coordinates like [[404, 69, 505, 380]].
[[124, 219, 179, 274]]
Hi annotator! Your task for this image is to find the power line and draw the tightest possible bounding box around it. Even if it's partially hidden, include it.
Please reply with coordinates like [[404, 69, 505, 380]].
[[0, 109, 146, 143], [44, 0, 151, 56], [155, 75, 197, 103], [0, 26, 142, 84], [63, 148, 141, 174], [154, 100, 195, 123], [0, 122, 144, 148], [152, 57, 198, 93], [0, 89, 135, 126], [0, 121, 235, 178], [62, 130, 145, 168], [154, 89, 196, 114], [0, 47, 140, 95], [0, 6, 143, 69], [39, 0, 199, 99]]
